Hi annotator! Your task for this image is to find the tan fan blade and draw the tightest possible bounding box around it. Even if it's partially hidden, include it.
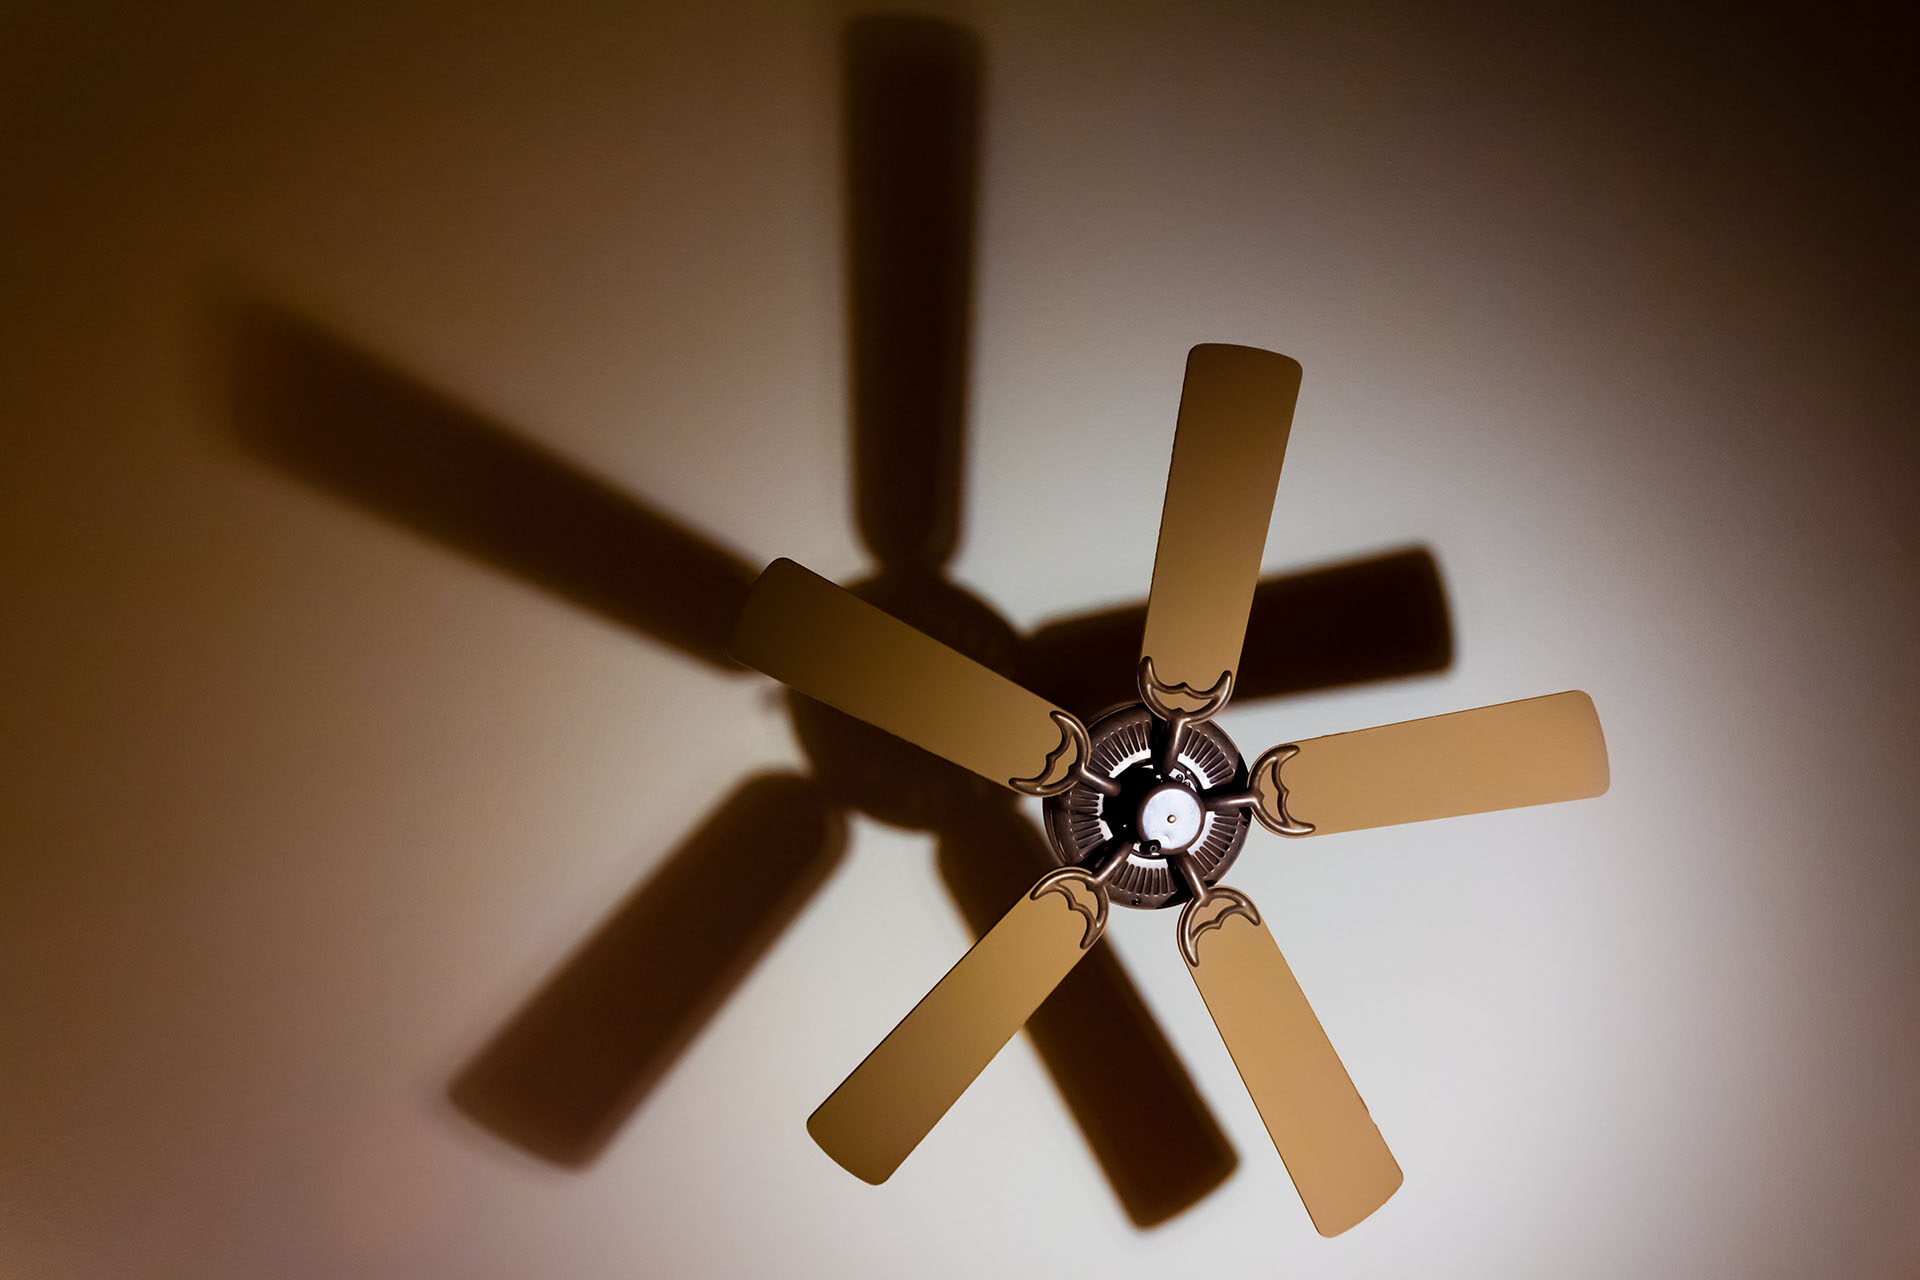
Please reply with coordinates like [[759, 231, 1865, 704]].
[[1139, 344, 1303, 708], [1179, 886, 1401, 1236], [731, 558, 1085, 793], [1253, 690, 1609, 837], [809, 868, 1111, 1183]]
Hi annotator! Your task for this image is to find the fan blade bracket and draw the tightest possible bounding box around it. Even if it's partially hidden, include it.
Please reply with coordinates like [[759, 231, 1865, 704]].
[[1138, 655, 1234, 720], [1175, 876, 1264, 967], [1007, 709, 1099, 797], [1241, 742, 1316, 836]]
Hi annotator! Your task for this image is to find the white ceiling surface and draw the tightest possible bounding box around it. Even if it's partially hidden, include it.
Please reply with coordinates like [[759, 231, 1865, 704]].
[[4, 2, 1916, 1278]]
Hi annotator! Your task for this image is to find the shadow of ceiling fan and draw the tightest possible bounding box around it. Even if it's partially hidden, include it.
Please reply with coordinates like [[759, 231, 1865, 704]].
[[230, 15, 1466, 1230]]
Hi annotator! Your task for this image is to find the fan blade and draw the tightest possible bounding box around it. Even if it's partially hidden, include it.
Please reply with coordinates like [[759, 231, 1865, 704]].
[[1139, 344, 1303, 706], [732, 558, 1084, 792], [1259, 690, 1609, 836], [809, 868, 1110, 1182], [1180, 886, 1401, 1236]]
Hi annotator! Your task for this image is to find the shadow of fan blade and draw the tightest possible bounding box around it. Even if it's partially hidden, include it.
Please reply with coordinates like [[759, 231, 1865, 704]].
[[228, 305, 757, 670], [1022, 548, 1454, 720], [936, 804, 1236, 1228], [844, 15, 978, 574], [450, 773, 845, 1165]]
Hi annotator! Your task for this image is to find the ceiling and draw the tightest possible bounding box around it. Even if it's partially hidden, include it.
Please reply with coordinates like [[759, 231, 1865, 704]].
[[3, 2, 1916, 1277]]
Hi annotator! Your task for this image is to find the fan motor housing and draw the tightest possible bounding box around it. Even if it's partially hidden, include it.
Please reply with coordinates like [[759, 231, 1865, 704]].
[[1042, 704, 1251, 909]]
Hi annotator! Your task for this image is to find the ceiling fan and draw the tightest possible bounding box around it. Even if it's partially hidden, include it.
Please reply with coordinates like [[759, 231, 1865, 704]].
[[730, 343, 1609, 1236], [232, 12, 1594, 1238]]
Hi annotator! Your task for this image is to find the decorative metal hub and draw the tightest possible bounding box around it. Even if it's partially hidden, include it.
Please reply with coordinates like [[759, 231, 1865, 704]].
[[1042, 704, 1251, 909]]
